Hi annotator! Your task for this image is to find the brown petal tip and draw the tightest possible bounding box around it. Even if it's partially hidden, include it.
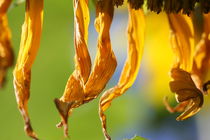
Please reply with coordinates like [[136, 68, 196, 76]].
[[163, 96, 174, 113], [0, 69, 6, 88], [24, 120, 39, 140], [54, 98, 74, 137], [203, 80, 210, 93], [18, 105, 38, 140]]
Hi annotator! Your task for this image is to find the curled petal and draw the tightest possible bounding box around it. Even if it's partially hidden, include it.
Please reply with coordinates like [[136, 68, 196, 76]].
[[84, 0, 117, 100], [165, 68, 203, 121], [164, 97, 189, 113], [13, 0, 43, 139], [54, 0, 91, 136], [99, 5, 145, 140], [55, 0, 117, 136]]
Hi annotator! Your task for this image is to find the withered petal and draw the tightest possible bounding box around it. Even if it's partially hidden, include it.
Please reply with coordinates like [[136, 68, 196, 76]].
[[168, 14, 194, 72], [99, 5, 145, 140], [55, 0, 117, 137], [164, 96, 189, 113], [166, 68, 204, 120], [176, 96, 203, 121], [13, 0, 43, 139], [192, 13, 210, 88]]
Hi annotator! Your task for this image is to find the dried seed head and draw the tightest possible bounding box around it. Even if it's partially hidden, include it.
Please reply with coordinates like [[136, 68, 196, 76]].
[[200, 0, 210, 13], [113, 0, 124, 7], [164, 0, 183, 13], [96, 0, 210, 14], [147, 0, 163, 13], [182, 0, 197, 15], [128, 0, 144, 10]]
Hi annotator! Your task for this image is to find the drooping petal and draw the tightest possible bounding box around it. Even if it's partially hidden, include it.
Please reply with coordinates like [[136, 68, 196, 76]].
[[99, 5, 145, 140], [54, 0, 117, 137], [167, 14, 194, 72], [0, 0, 13, 87], [192, 13, 210, 89], [84, 0, 117, 100], [13, 0, 43, 139], [54, 0, 91, 137]]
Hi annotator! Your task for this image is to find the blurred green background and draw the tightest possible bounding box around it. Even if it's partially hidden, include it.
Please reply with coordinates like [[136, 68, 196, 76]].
[[1, 1, 210, 140]]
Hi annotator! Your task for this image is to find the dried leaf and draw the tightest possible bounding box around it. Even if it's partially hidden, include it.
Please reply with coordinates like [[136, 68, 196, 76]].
[[0, 0, 13, 87], [13, 0, 43, 139], [164, 68, 203, 121], [54, 0, 117, 137], [167, 14, 194, 72], [99, 5, 145, 140]]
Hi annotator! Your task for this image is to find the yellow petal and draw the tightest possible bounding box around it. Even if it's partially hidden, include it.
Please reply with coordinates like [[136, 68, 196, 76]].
[[13, 0, 43, 139], [83, 0, 117, 99], [192, 13, 210, 88], [54, 0, 91, 136], [55, 0, 117, 137], [168, 14, 194, 72], [99, 5, 145, 140]]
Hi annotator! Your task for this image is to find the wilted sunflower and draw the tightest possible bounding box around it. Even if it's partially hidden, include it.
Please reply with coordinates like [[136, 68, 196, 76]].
[[0, 0, 210, 140]]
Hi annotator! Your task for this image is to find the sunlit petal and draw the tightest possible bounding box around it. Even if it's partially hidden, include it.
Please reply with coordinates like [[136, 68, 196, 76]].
[[99, 5, 145, 140], [13, 0, 43, 139]]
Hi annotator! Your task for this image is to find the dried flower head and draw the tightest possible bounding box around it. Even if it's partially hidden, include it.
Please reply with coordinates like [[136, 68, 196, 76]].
[[2, 0, 209, 140]]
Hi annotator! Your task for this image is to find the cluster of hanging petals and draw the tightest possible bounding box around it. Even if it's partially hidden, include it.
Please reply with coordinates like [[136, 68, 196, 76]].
[[54, 0, 117, 137], [3, 0, 209, 139], [99, 4, 145, 140], [164, 12, 210, 120], [164, 68, 203, 121], [13, 0, 43, 139], [0, 0, 13, 87]]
